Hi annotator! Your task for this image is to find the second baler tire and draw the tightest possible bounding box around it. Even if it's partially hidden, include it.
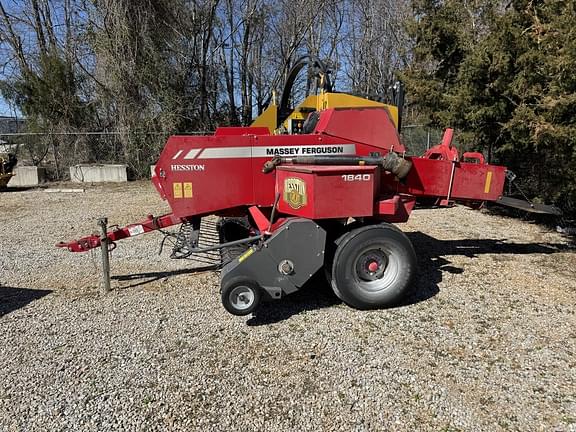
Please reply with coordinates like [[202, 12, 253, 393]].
[[330, 223, 416, 310], [221, 277, 262, 316]]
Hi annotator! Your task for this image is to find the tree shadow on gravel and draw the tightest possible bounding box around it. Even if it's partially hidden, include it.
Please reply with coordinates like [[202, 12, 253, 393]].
[[246, 264, 440, 326], [484, 204, 576, 246], [109, 232, 570, 325], [0, 286, 52, 317], [398, 232, 571, 307], [249, 232, 571, 325], [246, 232, 500, 326], [111, 265, 218, 289], [407, 231, 570, 259], [246, 273, 341, 326], [0, 186, 40, 193]]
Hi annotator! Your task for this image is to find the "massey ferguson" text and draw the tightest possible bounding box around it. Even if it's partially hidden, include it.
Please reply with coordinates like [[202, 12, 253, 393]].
[[265, 145, 346, 156]]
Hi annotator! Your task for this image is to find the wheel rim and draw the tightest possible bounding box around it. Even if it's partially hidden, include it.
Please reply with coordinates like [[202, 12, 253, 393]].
[[352, 245, 399, 292], [229, 285, 255, 311]]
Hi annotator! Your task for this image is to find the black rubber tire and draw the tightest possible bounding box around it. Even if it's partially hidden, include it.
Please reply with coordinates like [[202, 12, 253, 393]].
[[330, 223, 416, 309], [319, 220, 347, 292], [322, 220, 366, 299], [221, 277, 261, 316]]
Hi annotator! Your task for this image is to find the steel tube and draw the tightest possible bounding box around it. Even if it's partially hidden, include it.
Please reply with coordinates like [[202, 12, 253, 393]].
[[98, 217, 111, 293]]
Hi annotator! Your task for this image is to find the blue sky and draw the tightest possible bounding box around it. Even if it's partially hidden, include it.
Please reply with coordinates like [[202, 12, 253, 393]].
[[0, 99, 16, 117]]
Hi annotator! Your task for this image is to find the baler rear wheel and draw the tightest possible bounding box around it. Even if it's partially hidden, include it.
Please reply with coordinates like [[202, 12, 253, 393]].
[[330, 224, 416, 309], [221, 277, 261, 316]]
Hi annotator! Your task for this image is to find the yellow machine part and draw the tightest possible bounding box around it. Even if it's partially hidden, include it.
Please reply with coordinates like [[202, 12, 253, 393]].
[[250, 92, 399, 134], [250, 104, 277, 132]]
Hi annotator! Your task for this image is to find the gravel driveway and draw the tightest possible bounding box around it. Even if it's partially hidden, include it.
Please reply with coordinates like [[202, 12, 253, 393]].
[[1, 181, 575, 431]]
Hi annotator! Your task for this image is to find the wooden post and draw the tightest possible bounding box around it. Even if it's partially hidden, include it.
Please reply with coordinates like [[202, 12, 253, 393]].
[[98, 217, 111, 293]]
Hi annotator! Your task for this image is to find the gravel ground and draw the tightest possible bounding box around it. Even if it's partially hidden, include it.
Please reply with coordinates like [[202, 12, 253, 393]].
[[1, 181, 575, 431]]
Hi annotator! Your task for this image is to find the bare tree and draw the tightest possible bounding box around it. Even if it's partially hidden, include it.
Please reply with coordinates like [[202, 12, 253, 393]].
[[342, 0, 411, 100], [0, 0, 415, 177]]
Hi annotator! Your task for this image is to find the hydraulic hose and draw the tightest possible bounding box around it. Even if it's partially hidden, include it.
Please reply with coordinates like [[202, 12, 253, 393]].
[[262, 151, 412, 179]]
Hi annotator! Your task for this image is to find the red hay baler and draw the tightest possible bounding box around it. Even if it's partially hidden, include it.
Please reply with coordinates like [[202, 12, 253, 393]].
[[58, 106, 507, 315]]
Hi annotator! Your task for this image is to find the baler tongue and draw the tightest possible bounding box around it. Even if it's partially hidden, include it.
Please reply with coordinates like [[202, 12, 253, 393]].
[[495, 196, 562, 216]]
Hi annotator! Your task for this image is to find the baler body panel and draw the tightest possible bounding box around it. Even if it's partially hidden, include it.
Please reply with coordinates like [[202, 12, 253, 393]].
[[276, 165, 378, 219], [155, 134, 256, 218], [221, 218, 327, 298], [154, 127, 394, 218]]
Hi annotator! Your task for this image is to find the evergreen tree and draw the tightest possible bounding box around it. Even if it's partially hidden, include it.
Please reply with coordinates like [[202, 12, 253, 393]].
[[403, 0, 576, 214]]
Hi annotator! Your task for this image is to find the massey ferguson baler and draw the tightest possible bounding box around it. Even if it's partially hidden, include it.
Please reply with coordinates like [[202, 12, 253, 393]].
[[57, 106, 509, 315]]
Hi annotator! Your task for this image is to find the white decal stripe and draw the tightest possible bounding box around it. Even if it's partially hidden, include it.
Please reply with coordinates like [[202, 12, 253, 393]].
[[200, 147, 253, 159], [172, 150, 183, 160], [183, 148, 202, 159]]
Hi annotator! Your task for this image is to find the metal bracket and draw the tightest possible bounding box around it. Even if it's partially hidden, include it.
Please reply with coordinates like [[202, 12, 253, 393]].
[[440, 155, 458, 206]]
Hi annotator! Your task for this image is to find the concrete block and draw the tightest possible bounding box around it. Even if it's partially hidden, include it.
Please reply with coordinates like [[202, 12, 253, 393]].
[[70, 164, 127, 183], [7, 166, 45, 187]]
